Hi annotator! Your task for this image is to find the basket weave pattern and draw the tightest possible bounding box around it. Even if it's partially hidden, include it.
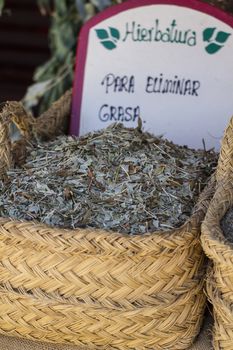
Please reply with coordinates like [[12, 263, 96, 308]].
[[0, 93, 215, 349], [216, 117, 233, 183], [201, 117, 233, 350], [0, 211, 210, 349], [0, 284, 206, 349], [206, 270, 233, 350]]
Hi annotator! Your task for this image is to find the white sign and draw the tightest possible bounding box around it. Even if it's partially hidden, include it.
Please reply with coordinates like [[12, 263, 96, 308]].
[[70, 0, 233, 149]]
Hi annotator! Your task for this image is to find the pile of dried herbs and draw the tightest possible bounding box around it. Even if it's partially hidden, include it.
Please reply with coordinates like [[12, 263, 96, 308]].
[[0, 124, 217, 234], [221, 208, 233, 243]]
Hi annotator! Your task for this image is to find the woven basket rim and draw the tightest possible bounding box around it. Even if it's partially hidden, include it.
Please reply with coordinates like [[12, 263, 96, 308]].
[[0, 176, 215, 255], [216, 116, 233, 183], [0, 213, 194, 239], [0, 216, 197, 256], [201, 179, 233, 260]]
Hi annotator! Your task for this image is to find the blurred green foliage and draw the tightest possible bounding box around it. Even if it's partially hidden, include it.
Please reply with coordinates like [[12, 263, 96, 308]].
[[0, 0, 4, 15], [24, 0, 122, 114]]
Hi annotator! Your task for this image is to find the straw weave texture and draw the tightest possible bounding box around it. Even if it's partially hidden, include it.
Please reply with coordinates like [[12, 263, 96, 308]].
[[201, 181, 233, 349], [0, 92, 215, 349], [35, 89, 72, 140], [0, 313, 213, 350], [0, 89, 72, 175], [216, 116, 233, 183], [202, 181, 233, 302], [206, 272, 233, 350], [0, 206, 211, 349], [0, 282, 206, 349]]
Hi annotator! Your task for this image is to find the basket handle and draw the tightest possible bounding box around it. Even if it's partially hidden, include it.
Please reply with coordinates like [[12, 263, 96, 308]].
[[216, 116, 233, 183], [0, 106, 12, 179], [0, 101, 34, 179], [34, 89, 72, 140], [0, 89, 72, 178], [192, 174, 216, 222]]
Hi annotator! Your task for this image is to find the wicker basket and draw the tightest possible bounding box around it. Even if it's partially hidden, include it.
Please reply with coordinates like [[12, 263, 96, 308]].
[[201, 181, 233, 350], [0, 92, 216, 349], [201, 117, 233, 349], [206, 268, 233, 350], [216, 117, 233, 183]]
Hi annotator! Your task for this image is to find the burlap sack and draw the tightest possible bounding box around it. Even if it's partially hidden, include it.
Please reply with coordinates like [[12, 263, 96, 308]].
[[0, 314, 213, 350]]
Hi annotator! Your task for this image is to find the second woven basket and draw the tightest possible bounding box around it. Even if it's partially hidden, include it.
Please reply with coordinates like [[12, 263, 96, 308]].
[[201, 116, 233, 350], [201, 180, 233, 350], [0, 91, 216, 349]]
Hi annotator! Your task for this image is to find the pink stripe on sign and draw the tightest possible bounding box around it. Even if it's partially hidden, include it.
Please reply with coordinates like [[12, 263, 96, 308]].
[[70, 0, 233, 135]]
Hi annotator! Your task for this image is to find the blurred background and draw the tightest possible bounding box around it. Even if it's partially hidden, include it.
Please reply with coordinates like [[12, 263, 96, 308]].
[[0, 0, 232, 114], [0, 0, 49, 102]]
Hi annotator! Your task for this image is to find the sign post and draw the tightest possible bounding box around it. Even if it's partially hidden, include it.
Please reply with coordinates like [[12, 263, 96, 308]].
[[70, 0, 233, 149]]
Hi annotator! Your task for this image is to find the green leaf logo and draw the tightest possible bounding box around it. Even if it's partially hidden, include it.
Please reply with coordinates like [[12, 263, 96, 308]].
[[203, 27, 216, 42], [109, 27, 120, 40], [205, 43, 223, 54], [215, 31, 231, 44], [101, 40, 117, 50], [95, 27, 120, 50], [95, 29, 109, 40], [203, 27, 231, 54]]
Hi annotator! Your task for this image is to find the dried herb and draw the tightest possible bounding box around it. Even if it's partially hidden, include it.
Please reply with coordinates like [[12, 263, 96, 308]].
[[221, 208, 233, 243], [0, 124, 217, 234]]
